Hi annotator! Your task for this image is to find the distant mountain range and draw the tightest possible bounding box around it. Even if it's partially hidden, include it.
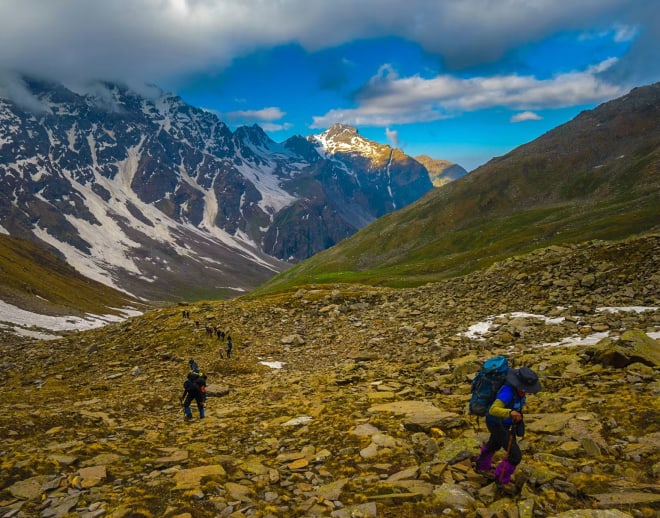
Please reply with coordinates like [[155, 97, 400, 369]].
[[0, 77, 463, 301], [259, 82, 660, 294]]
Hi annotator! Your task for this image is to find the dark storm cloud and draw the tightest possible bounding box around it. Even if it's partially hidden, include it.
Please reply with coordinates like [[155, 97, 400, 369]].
[[601, 2, 660, 85], [0, 0, 654, 87], [318, 59, 352, 92]]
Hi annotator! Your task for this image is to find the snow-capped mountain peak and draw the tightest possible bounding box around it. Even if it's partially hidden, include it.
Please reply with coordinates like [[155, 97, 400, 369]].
[[311, 123, 388, 159], [0, 78, 438, 299]]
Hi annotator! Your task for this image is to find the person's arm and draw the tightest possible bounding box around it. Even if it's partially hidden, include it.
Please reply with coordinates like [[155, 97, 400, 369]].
[[488, 398, 512, 419], [489, 398, 523, 422]]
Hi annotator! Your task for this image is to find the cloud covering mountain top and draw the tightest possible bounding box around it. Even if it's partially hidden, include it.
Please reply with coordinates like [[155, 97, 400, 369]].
[[1, 0, 657, 172], [0, 0, 656, 86]]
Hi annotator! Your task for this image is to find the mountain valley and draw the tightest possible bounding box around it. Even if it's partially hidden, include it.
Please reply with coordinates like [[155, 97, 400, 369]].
[[0, 78, 659, 518], [0, 79, 444, 302], [0, 234, 658, 517], [261, 83, 660, 294]]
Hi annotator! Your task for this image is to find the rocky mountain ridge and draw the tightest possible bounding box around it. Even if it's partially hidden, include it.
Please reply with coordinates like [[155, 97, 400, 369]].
[[1, 234, 658, 517], [261, 82, 660, 294], [0, 78, 438, 301]]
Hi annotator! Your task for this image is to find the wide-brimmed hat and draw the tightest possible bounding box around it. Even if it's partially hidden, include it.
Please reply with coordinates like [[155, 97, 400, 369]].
[[506, 367, 541, 393]]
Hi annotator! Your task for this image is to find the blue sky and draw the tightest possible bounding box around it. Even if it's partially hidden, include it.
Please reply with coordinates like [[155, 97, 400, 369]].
[[0, 0, 658, 170]]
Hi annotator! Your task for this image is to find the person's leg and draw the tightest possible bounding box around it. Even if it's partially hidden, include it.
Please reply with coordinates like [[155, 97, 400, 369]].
[[183, 394, 194, 419], [494, 433, 520, 485], [476, 423, 506, 472], [485, 423, 507, 451], [196, 394, 205, 418], [475, 443, 495, 472]]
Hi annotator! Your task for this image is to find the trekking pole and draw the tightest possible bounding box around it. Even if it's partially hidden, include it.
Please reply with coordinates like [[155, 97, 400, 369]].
[[505, 422, 515, 458]]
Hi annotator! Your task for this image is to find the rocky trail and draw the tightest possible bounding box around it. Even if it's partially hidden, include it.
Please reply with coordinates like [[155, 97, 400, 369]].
[[0, 235, 659, 517]]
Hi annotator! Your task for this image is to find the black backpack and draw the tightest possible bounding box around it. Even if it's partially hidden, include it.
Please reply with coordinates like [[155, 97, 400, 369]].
[[468, 355, 509, 417], [184, 371, 203, 393]]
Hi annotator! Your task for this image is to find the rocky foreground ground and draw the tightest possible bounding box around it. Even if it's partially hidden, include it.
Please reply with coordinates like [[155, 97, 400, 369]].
[[0, 235, 659, 518]]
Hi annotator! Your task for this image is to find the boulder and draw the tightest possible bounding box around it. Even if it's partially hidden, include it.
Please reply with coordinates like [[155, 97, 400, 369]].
[[281, 334, 305, 345], [8, 475, 51, 499], [368, 401, 462, 432], [42, 494, 80, 518], [78, 465, 107, 488], [432, 482, 476, 511], [205, 383, 230, 397], [317, 478, 349, 500], [225, 481, 254, 502], [526, 413, 573, 434], [588, 330, 660, 368], [172, 465, 226, 490], [592, 491, 660, 508], [433, 437, 481, 464]]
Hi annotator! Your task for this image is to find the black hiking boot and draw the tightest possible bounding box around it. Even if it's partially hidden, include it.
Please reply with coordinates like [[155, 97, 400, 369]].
[[475, 467, 495, 480], [495, 480, 518, 495]]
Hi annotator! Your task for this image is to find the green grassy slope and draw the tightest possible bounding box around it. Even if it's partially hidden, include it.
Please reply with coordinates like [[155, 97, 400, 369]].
[[254, 83, 660, 295], [0, 234, 144, 317]]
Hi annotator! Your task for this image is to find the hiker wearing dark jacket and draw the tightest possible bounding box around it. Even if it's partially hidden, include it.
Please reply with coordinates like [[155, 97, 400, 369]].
[[474, 367, 541, 489], [180, 371, 207, 420], [226, 336, 233, 358]]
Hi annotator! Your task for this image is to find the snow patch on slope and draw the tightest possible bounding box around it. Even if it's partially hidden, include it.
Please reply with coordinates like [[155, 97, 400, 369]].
[[0, 299, 142, 340], [176, 165, 280, 270], [235, 159, 296, 215], [28, 134, 282, 294]]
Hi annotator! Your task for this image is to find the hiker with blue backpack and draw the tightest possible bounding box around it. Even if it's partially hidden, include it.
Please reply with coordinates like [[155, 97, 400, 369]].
[[470, 357, 541, 491]]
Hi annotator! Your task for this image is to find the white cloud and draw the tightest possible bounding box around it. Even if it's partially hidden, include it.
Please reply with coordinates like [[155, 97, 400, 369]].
[[0, 0, 655, 137], [0, 73, 49, 112], [0, 0, 652, 85], [588, 57, 620, 74], [312, 59, 625, 128], [260, 122, 294, 132], [613, 23, 639, 42], [385, 127, 400, 148], [224, 107, 286, 122], [221, 106, 292, 131], [511, 111, 543, 123]]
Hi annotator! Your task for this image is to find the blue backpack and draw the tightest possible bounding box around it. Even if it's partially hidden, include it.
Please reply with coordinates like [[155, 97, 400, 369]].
[[469, 355, 509, 416]]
